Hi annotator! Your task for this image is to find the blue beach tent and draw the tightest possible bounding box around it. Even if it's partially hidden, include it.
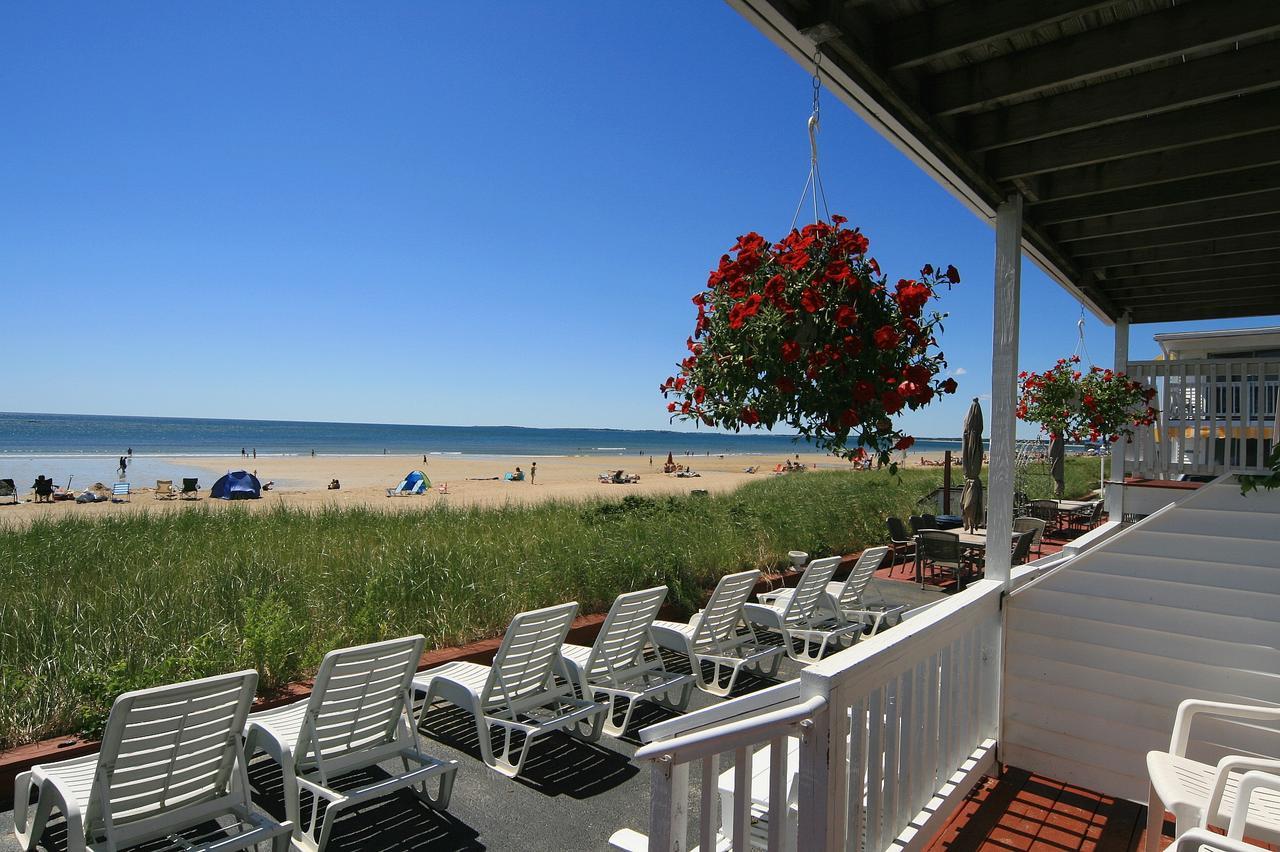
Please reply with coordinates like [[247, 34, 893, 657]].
[[389, 470, 430, 495], [210, 470, 262, 500]]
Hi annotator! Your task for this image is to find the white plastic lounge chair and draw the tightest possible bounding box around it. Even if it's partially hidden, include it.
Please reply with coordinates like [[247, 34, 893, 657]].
[[650, 570, 783, 697], [741, 557, 863, 663], [413, 601, 606, 778], [559, 586, 696, 737], [14, 670, 291, 852], [1170, 772, 1280, 850], [1145, 699, 1280, 851], [757, 546, 899, 635], [243, 636, 456, 852], [1171, 827, 1270, 852]]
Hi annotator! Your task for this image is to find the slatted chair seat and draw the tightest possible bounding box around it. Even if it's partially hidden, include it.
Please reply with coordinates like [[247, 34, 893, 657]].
[[758, 546, 899, 635], [651, 570, 784, 697], [244, 636, 457, 852], [14, 671, 291, 852], [559, 586, 696, 738], [742, 557, 862, 664], [414, 601, 606, 778]]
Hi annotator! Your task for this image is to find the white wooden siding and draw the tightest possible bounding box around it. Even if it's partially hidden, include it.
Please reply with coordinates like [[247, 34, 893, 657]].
[[1002, 477, 1280, 803]]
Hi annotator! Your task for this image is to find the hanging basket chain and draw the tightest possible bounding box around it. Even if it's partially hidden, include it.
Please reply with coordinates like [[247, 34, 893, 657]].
[[790, 47, 832, 231]]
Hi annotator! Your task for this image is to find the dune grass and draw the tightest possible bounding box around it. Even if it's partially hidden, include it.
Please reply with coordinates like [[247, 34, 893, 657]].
[[0, 459, 1098, 750]]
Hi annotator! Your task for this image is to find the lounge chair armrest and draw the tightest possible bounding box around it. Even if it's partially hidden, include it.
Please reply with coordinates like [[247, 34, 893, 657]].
[[1204, 757, 1280, 827], [1170, 699, 1280, 755], [756, 589, 790, 605], [1171, 828, 1265, 852], [741, 602, 784, 629], [1226, 771, 1280, 840]]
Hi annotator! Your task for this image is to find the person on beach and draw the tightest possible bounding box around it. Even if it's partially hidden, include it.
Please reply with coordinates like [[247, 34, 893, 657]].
[[127, 447, 133, 457], [530, 462, 536, 484], [241, 448, 246, 458], [118, 456, 128, 477], [252, 448, 256, 459]]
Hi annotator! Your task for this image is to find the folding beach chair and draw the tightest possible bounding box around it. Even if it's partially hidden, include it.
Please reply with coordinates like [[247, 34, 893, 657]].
[[154, 479, 175, 499], [111, 482, 130, 502], [243, 636, 457, 852], [180, 478, 201, 500], [741, 557, 863, 663], [559, 586, 695, 737], [413, 602, 606, 778], [0, 479, 16, 504], [14, 671, 291, 852], [651, 569, 784, 697]]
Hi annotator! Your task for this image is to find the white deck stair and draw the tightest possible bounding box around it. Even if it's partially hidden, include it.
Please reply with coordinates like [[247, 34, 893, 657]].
[[1002, 476, 1280, 803]]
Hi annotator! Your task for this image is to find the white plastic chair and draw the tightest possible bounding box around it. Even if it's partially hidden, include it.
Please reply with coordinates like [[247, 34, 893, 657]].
[[741, 557, 862, 663], [1171, 772, 1280, 850], [651, 569, 783, 697], [14, 670, 291, 852], [1146, 699, 1280, 851], [758, 546, 898, 635], [413, 601, 606, 778], [560, 586, 696, 737], [243, 636, 457, 852]]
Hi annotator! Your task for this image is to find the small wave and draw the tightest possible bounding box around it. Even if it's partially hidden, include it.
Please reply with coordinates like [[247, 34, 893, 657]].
[[594, 447, 627, 450]]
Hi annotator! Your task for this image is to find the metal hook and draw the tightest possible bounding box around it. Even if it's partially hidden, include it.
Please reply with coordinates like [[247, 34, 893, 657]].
[[808, 113, 819, 167]]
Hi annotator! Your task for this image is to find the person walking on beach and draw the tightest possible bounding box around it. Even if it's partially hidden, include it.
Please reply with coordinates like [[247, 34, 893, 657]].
[[118, 456, 128, 478], [252, 448, 256, 459], [530, 462, 536, 484], [127, 447, 133, 458]]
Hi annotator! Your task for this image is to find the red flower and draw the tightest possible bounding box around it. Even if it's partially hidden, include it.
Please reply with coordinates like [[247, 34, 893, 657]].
[[904, 364, 931, 386], [895, 436, 915, 451], [781, 341, 801, 362], [824, 260, 851, 282], [800, 288, 825, 313], [839, 408, 860, 427], [666, 402, 676, 413], [694, 385, 706, 404], [921, 264, 933, 276], [674, 377, 687, 391], [733, 232, 766, 255], [835, 305, 858, 328], [945, 265, 961, 284], [775, 377, 796, 394], [894, 280, 931, 317], [831, 214, 847, 225], [873, 325, 900, 350], [763, 274, 785, 299], [740, 407, 760, 425], [941, 377, 958, 394], [881, 391, 904, 415], [853, 380, 875, 403], [777, 250, 810, 271]]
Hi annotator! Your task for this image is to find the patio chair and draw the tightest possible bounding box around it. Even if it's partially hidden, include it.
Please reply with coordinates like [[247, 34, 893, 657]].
[[559, 586, 695, 737], [742, 556, 862, 663], [180, 477, 201, 499], [1013, 516, 1047, 557], [244, 636, 457, 852], [886, 516, 916, 565], [1010, 529, 1034, 566], [1171, 825, 1274, 852], [651, 569, 784, 697], [916, 530, 970, 591], [15, 670, 291, 852], [1145, 699, 1280, 851], [413, 601, 606, 778], [154, 479, 175, 499], [908, 514, 927, 534], [1067, 500, 1104, 533], [758, 546, 898, 635], [1027, 499, 1059, 533]]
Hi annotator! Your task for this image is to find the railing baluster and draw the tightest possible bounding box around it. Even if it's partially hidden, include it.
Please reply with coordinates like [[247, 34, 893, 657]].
[[732, 746, 750, 852], [648, 757, 687, 852], [865, 686, 883, 852], [846, 697, 866, 852], [766, 736, 788, 852], [882, 674, 901, 842], [700, 753, 717, 852]]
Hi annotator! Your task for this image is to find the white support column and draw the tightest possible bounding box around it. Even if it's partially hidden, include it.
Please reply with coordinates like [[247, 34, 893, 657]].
[[1107, 314, 1130, 519], [986, 194, 1022, 587]]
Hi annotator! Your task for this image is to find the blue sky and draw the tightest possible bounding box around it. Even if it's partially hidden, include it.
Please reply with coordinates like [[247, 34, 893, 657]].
[[3, 3, 1272, 438]]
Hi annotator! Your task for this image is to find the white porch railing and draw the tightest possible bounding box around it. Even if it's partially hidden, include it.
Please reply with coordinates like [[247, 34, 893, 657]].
[[1126, 358, 1280, 479], [611, 579, 1003, 852]]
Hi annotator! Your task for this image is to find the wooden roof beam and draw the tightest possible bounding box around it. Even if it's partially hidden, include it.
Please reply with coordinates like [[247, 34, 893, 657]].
[[880, 0, 1120, 71], [962, 41, 1280, 151], [1130, 301, 1280, 324], [1093, 249, 1280, 282], [1103, 265, 1280, 293], [988, 90, 1280, 181], [1066, 213, 1280, 256], [926, 0, 1280, 116], [1028, 164, 1280, 225], [1050, 190, 1280, 243], [1080, 234, 1280, 271], [1039, 131, 1280, 200]]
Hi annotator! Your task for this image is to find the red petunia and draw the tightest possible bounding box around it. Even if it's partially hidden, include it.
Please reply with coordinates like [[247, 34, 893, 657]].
[[694, 385, 706, 404], [781, 340, 801, 362], [881, 391, 904, 415], [777, 250, 810, 271], [839, 408, 860, 427], [740, 407, 760, 425], [667, 402, 676, 413], [824, 260, 851, 282], [800, 288, 825, 313], [775, 377, 796, 394], [895, 435, 915, 451], [763, 274, 785, 299], [941, 377, 958, 394], [873, 325, 901, 350], [852, 380, 875, 403], [945, 265, 961, 284], [835, 305, 858, 328]]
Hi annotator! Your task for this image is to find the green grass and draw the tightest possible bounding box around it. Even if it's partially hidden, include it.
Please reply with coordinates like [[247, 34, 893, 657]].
[[0, 459, 1098, 750]]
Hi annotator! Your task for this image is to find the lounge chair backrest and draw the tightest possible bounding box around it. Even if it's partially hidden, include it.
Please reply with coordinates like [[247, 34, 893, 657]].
[[298, 635, 425, 772], [182, 478, 199, 492], [917, 530, 962, 566], [0, 479, 14, 497], [113, 482, 130, 496], [585, 586, 668, 680], [690, 569, 761, 649], [778, 557, 841, 625], [90, 670, 258, 834], [835, 546, 889, 610], [483, 601, 578, 713], [886, 516, 911, 544]]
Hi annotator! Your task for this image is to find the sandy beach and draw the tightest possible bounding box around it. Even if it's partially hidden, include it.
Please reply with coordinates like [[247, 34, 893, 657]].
[[0, 449, 953, 525]]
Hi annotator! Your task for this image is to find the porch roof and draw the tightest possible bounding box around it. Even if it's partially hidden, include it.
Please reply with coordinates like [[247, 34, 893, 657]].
[[729, 0, 1280, 325]]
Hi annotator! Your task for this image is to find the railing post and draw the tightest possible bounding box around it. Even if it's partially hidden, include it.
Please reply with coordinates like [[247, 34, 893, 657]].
[[798, 675, 844, 852], [649, 755, 688, 851], [1108, 314, 1129, 519], [987, 193, 1022, 587]]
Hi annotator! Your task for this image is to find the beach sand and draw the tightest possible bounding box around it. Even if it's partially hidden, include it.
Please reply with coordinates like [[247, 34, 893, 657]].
[[0, 449, 951, 526]]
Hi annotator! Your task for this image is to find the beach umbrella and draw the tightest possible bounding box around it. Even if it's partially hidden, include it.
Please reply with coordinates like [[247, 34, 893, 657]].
[[666, 451, 673, 466], [960, 398, 984, 532], [1049, 433, 1066, 497]]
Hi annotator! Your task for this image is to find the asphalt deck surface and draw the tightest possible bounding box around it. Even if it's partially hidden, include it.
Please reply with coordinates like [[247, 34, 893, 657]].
[[0, 577, 941, 852]]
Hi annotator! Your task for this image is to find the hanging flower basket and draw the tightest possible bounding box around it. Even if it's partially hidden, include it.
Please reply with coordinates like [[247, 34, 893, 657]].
[[660, 216, 959, 468], [1016, 356, 1158, 443]]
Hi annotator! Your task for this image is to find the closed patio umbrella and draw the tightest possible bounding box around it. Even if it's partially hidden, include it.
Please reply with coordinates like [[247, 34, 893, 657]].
[[960, 398, 984, 532], [1049, 433, 1065, 497]]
